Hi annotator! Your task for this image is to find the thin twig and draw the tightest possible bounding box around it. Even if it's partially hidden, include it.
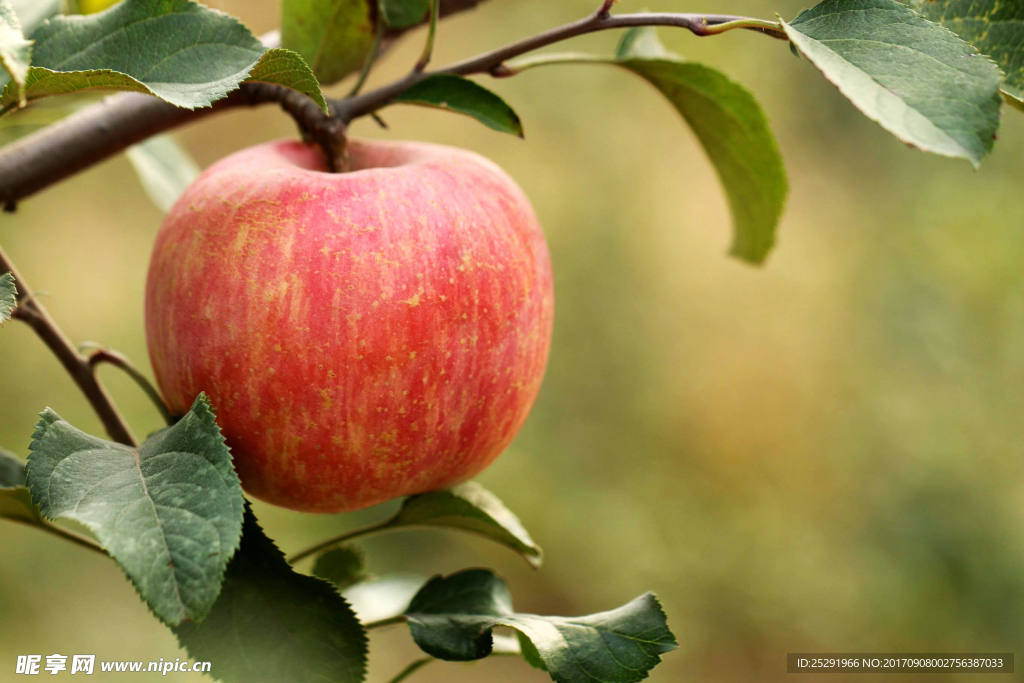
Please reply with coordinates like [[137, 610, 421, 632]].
[[365, 615, 407, 630], [388, 659, 432, 683], [333, 10, 785, 122], [288, 518, 395, 564], [0, 245, 137, 446], [82, 344, 175, 426]]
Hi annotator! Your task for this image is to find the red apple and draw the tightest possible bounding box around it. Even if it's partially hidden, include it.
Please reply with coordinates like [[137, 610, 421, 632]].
[[144, 139, 553, 513]]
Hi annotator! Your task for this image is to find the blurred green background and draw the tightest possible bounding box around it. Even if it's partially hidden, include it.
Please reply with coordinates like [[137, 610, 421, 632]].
[[3, 0, 1024, 680]]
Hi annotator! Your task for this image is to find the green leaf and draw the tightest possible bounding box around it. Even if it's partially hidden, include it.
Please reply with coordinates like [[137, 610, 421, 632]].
[[281, 0, 376, 85], [405, 569, 677, 683], [175, 504, 368, 683], [0, 447, 26, 487], [125, 134, 200, 213], [1, 447, 42, 527], [26, 393, 244, 626], [386, 482, 542, 567], [908, 0, 1024, 112], [0, 271, 15, 324], [0, 1, 32, 106], [614, 27, 787, 264], [0, 0, 327, 115], [782, 0, 1003, 167], [392, 74, 524, 137], [312, 545, 369, 591], [380, 0, 430, 28]]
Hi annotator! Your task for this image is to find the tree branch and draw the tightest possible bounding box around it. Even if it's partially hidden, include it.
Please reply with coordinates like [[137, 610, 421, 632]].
[[333, 10, 785, 123], [0, 245, 137, 446], [0, 0, 490, 206]]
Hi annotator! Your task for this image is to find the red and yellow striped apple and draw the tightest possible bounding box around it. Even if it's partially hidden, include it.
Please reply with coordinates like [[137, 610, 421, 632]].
[[144, 139, 553, 513]]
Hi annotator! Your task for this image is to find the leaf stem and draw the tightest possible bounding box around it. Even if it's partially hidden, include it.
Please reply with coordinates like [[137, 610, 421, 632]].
[[365, 615, 407, 630], [415, 0, 441, 72], [287, 518, 395, 564], [0, 245, 137, 446], [36, 519, 107, 556], [82, 344, 175, 426], [349, 12, 386, 97], [388, 659, 432, 683], [333, 10, 786, 122], [699, 18, 783, 35]]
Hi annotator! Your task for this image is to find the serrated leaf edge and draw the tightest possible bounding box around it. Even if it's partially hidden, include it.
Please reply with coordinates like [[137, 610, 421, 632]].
[[25, 393, 244, 627]]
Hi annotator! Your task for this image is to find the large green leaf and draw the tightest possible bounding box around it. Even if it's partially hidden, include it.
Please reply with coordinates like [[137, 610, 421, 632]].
[[281, 0, 375, 85], [26, 393, 244, 626], [405, 569, 677, 683], [380, 0, 430, 28], [616, 28, 786, 264], [782, 0, 1003, 167], [384, 482, 543, 567], [0, 271, 15, 324], [908, 0, 1024, 112], [175, 504, 368, 683], [0, 0, 327, 115], [392, 74, 524, 136], [125, 134, 200, 213], [507, 27, 785, 263], [0, 1, 31, 106], [312, 545, 369, 591]]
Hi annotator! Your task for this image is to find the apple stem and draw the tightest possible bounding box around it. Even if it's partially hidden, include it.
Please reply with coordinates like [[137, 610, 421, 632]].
[[0, 245, 138, 447]]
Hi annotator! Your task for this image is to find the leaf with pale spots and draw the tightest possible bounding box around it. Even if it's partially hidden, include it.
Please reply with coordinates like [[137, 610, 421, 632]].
[[312, 545, 370, 590], [175, 504, 368, 683], [392, 74, 524, 137], [0, 0, 328, 115], [782, 0, 1003, 166], [25, 393, 244, 626], [0, 271, 15, 324], [383, 481, 543, 567], [908, 0, 1024, 112], [405, 569, 677, 683]]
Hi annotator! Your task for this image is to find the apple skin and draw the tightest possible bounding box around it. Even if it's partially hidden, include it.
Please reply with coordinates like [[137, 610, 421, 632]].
[[145, 139, 553, 513]]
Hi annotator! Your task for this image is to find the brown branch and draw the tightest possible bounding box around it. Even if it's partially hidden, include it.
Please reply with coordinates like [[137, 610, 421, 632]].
[[334, 10, 786, 123], [0, 0, 490, 207], [0, 245, 137, 446]]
